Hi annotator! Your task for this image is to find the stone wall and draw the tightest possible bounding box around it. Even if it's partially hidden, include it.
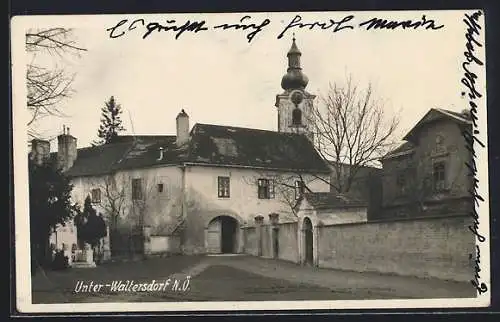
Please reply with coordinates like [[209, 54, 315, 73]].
[[243, 226, 258, 256], [317, 214, 475, 282], [242, 220, 299, 263], [277, 222, 299, 262], [149, 235, 181, 254], [241, 213, 474, 282]]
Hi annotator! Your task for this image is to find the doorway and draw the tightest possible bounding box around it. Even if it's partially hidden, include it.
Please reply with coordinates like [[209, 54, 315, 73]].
[[207, 216, 238, 254], [221, 216, 237, 253]]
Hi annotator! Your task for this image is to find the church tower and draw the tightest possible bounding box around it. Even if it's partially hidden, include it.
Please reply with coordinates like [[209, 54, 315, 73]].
[[275, 35, 316, 142]]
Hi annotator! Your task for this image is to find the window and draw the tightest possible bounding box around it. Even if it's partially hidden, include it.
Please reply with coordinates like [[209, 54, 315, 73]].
[[433, 161, 446, 191], [294, 180, 305, 200], [218, 176, 230, 198], [396, 173, 407, 196], [292, 108, 302, 126], [258, 179, 275, 199], [157, 183, 164, 193], [132, 178, 143, 200], [91, 188, 101, 203]]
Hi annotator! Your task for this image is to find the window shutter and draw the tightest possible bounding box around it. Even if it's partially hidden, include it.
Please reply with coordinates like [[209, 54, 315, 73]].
[[269, 179, 275, 199]]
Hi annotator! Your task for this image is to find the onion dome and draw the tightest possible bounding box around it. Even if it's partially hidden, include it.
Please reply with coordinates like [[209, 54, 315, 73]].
[[281, 36, 309, 91]]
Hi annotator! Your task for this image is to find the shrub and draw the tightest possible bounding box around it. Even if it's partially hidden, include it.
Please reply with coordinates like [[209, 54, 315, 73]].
[[51, 250, 69, 270]]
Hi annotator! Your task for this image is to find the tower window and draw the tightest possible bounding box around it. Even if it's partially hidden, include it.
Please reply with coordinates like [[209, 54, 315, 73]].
[[292, 108, 302, 126]]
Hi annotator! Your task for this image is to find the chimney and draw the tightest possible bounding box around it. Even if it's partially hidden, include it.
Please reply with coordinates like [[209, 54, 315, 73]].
[[30, 139, 51, 166], [57, 125, 78, 172], [176, 109, 190, 147], [461, 109, 472, 119]]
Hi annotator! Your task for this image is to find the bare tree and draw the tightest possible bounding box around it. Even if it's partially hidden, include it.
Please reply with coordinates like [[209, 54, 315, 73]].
[[311, 75, 400, 193], [26, 28, 87, 139], [129, 175, 157, 232], [99, 174, 127, 231], [97, 172, 186, 256]]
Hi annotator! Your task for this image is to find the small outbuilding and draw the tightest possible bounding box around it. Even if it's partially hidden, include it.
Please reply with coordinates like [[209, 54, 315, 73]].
[[295, 192, 368, 266]]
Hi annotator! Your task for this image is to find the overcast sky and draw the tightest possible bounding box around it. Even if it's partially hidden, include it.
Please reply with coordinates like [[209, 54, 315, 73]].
[[14, 10, 486, 151]]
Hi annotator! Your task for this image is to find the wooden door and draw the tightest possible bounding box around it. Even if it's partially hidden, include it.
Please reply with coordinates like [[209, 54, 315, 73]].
[[206, 218, 221, 254]]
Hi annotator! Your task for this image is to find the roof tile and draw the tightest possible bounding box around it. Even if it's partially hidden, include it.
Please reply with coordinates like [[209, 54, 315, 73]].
[[61, 123, 330, 177]]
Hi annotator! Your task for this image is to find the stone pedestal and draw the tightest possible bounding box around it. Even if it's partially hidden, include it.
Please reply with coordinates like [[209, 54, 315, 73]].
[[102, 225, 111, 261], [62, 243, 72, 266], [143, 226, 152, 256], [269, 213, 279, 226], [72, 244, 96, 268]]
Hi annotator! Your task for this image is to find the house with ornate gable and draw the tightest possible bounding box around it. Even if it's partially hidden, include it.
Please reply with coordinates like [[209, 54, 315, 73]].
[[380, 108, 474, 219], [29, 37, 334, 258]]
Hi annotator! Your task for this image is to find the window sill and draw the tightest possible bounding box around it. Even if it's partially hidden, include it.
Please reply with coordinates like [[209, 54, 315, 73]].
[[430, 151, 450, 159]]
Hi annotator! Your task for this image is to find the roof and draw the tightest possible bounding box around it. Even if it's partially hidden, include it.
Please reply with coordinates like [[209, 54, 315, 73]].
[[403, 108, 472, 142], [327, 160, 382, 177], [60, 123, 331, 177], [186, 123, 329, 172], [382, 108, 471, 161], [299, 192, 367, 210], [380, 141, 415, 161]]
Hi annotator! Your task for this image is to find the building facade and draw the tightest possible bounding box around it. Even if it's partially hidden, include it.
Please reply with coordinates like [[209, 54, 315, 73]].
[[380, 108, 474, 219], [30, 38, 333, 257]]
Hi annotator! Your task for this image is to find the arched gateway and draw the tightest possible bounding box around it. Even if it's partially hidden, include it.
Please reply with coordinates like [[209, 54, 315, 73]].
[[206, 215, 239, 254]]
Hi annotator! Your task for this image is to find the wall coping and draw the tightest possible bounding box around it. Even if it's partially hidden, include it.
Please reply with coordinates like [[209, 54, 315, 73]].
[[382, 196, 472, 209], [320, 212, 470, 228], [242, 220, 299, 229]]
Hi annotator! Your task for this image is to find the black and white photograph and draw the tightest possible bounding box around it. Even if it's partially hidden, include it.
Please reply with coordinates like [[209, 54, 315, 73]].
[[11, 10, 490, 313]]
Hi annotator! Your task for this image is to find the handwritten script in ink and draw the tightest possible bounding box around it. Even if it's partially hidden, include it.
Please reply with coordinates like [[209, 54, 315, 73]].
[[460, 10, 487, 295], [106, 18, 209, 40], [106, 14, 445, 43]]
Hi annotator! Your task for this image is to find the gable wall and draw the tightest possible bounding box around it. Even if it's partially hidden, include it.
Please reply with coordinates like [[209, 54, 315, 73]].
[[381, 118, 473, 219]]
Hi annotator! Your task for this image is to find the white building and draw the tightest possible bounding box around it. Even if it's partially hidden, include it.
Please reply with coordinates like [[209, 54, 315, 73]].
[[30, 38, 334, 257]]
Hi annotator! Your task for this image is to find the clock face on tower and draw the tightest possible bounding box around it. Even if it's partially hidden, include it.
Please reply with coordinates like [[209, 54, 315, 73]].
[[290, 90, 304, 106]]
